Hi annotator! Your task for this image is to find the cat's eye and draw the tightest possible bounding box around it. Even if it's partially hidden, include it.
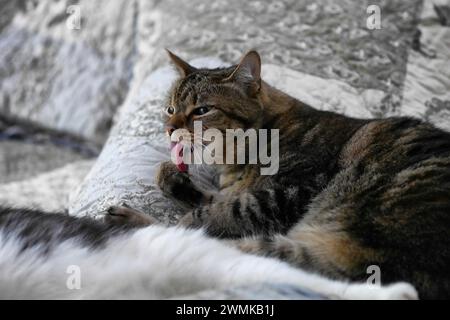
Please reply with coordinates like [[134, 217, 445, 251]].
[[193, 105, 212, 116], [166, 106, 175, 115]]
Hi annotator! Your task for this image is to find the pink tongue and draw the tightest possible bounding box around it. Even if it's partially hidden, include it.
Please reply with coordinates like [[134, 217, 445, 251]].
[[171, 142, 188, 173]]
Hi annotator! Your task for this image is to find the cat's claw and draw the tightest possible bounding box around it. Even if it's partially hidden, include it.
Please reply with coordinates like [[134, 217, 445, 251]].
[[105, 205, 157, 228]]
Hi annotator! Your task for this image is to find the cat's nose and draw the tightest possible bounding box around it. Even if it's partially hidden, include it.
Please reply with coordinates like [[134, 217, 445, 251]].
[[166, 125, 176, 136]]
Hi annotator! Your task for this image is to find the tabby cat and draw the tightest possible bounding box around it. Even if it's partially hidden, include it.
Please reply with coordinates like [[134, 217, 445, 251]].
[[110, 50, 450, 299]]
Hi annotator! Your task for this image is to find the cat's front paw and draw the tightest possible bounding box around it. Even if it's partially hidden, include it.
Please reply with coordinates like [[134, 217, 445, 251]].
[[156, 161, 191, 196]]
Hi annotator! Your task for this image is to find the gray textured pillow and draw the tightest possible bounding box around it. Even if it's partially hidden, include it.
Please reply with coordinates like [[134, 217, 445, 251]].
[[68, 56, 387, 221]]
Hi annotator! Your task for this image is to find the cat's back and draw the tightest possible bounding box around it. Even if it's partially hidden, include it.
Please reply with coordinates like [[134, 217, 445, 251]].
[[339, 116, 450, 172]]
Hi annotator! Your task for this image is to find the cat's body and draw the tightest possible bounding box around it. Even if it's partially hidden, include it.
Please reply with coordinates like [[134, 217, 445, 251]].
[[140, 51, 450, 299], [0, 207, 416, 299]]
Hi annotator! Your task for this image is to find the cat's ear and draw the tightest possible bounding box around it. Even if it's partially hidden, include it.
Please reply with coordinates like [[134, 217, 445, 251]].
[[166, 49, 197, 77], [224, 50, 261, 93]]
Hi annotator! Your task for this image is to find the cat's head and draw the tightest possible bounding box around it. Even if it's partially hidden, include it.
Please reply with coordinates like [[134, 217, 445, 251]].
[[163, 50, 264, 139]]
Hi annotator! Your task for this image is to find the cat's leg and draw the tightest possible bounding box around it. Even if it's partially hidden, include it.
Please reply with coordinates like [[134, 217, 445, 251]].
[[178, 186, 295, 238], [229, 221, 384, 281], [156, 161, 214, 208], [104, 205, 157, 227]]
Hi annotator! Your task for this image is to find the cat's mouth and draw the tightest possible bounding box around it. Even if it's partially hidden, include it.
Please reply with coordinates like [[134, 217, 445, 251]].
[[170, 131, 215, 172], [170, 141, 189, 173]]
